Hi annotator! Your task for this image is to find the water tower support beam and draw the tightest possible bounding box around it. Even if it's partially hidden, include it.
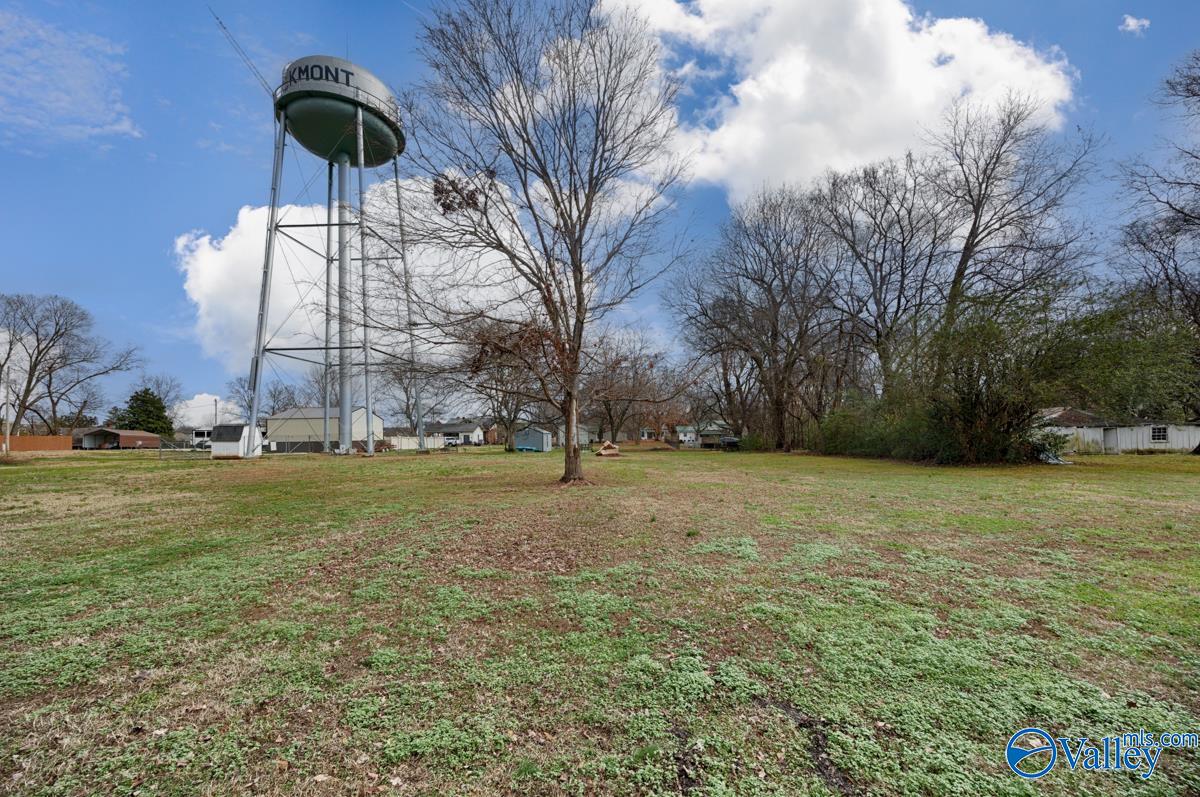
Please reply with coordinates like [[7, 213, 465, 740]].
[[356, 105, 375, 456], [246, 110, 287, 457], [392, 157, 424, 451], [323, 161, 334, 453], [337, 152, 353, 454]]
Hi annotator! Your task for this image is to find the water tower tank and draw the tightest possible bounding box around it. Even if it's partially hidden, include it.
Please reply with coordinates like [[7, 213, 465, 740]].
[[275, 55, 404, 167]]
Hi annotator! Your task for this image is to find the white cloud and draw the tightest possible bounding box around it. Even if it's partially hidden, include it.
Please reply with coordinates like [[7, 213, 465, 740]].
[[635, 0, 1076, 198], [1118, 15, 1150, 36], [175, 185, 461, 375], [0, 10, 141, 148], [176, 203, 332, 373], [173, 393, 241, 427]]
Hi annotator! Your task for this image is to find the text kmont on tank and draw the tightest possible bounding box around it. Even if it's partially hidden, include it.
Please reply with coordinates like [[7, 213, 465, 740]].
[[285, 64, 355, 87]]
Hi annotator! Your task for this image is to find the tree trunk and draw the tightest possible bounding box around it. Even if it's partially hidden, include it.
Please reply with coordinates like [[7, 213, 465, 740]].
[[932, 227, 978, 388], [771, 389, 790, 452], [561, 390, 584, 482]]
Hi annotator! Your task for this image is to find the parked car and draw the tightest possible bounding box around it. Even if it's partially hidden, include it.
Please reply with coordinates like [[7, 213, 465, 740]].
[[719, 436, 741, 451]]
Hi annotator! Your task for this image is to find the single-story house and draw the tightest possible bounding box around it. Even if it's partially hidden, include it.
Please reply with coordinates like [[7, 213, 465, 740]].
[[696, 423, 734, 449], [672, 425, 699, 448], [265, 407, 384, 450], [514, 425, 553, 452], [210, 424, 262, 459], [1040, 407, 1200, 454], [427, 420, 484, 445], [74, 427, 161, 450]]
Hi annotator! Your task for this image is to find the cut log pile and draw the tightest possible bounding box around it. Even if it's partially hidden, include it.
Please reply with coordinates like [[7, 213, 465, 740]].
[[595, 440, 620, 457]]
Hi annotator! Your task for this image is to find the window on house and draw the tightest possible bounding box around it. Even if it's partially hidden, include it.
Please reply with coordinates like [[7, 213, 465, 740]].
[[1151, 425, 1168, 442]]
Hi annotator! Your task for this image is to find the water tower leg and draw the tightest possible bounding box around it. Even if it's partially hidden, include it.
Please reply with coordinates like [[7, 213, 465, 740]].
[[337, 152, 353, 455], [392, 157, 425, 451], [323, 161, 334, 454], [356, 106, 375, 457], [246, 110, 287, 458]]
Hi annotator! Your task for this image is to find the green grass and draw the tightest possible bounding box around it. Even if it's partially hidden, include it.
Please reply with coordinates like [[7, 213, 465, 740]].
[[1, 449, 1198, 795]]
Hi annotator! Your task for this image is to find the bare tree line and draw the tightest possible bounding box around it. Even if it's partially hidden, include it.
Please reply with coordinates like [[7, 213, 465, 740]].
[[0, 294, 138, 435], [669, 95, 1106, 455]]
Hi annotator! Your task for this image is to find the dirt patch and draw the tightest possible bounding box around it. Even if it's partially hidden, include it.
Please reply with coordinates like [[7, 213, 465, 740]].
[[670, 723, 701, 795], [754, 697, 861, 797]]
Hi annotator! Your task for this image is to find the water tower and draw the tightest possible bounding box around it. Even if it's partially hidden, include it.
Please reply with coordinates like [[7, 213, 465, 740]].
[[244, 55, 422, 456]]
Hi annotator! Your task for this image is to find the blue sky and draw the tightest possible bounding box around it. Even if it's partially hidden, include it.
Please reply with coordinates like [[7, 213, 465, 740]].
[[1, 0, 1196, 424]]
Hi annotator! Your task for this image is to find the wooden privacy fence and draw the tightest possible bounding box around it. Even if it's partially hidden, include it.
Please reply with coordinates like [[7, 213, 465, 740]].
[[6, 435, 72, 452]]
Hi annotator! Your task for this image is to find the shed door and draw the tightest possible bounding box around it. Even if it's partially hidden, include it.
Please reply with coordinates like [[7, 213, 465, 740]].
[[1102, 427, 1117, 454]]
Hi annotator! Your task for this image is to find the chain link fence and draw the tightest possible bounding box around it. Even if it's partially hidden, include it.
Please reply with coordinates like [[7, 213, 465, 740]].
[[157, 440, 211, 461]]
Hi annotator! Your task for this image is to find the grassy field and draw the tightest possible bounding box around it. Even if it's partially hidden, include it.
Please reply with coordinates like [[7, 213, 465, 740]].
[[1, 449, 1198, 796]]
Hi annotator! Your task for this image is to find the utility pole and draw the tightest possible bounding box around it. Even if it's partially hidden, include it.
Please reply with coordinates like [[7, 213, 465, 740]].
[[213, 397, 218, 428], [2, 366, 9, 456]]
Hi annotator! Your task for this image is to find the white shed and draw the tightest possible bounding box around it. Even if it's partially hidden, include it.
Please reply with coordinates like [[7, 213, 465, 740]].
[[210, 424, 261, 459]]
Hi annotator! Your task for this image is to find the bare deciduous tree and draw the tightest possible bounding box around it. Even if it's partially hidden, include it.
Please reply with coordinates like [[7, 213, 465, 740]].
[[583, 330, 661, 443], [1, 294, 138, 434], [400, 0, 686, 481], [675, 188, 838, 450], [815, 154, 948, 394], [930, 96, 1095, 379], [1122, 53, 1200, 341], [226, 375, 300, 421], [380, 364, 456, 434]]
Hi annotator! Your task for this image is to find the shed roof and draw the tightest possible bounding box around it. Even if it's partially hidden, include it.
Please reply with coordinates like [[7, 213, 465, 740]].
[[211, 424, 245, 443]]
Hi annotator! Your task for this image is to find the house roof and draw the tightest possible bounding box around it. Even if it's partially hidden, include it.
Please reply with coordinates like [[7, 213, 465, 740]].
[[73, 426, 160, 439], [211, 424, 245, 443], [265, 406, 378, 421], [427, 420, 481, 434], [674, 424, 727, 434], [1040, 407, 1200, 428], [1039, 407, 1109, 428]]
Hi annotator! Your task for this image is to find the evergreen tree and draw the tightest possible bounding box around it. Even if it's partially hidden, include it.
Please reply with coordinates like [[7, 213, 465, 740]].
[[109, 388, 173, 437]]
